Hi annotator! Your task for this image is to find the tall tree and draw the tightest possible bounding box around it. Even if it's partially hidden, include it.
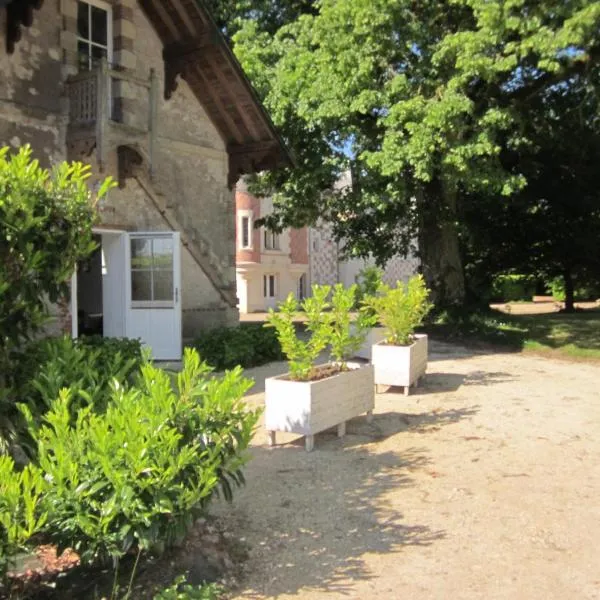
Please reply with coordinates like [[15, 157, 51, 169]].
[[219, 0, 600, 306]]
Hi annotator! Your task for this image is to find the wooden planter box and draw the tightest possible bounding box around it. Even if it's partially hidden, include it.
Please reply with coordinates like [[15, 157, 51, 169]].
[[353, 326, 387, 360], [372, 333, 428, 395], [265, 362, 375, 451]]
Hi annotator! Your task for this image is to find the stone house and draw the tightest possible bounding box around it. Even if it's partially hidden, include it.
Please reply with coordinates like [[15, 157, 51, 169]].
[[234, 183, 419, 313], [0, 0, 290, 359]]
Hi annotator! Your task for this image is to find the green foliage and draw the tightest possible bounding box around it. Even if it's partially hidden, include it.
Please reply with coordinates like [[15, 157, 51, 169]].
[[192, 324, 284, 370], [491, 275, 536, 303], [0, 456, 46, 580], [4, 336, 143, 460], [154, 575, 222, 600], [366, 275, 433, 346], [0, 145, 114, 368], [222, 0, 600, 305], [329, 284, 374, 364], [353, 266, 383, 311], [265, 286, 332, 381], [20, 349, 257, 566], [548, 277, 600, 303]]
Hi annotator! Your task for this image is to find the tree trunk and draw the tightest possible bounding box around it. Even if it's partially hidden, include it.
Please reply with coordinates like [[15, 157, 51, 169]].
[[417, 180, 466, 308], [563, 268, 575, 312]]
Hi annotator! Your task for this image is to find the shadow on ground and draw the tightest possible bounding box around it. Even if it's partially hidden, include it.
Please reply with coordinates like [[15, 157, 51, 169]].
[[222, 444, 445, 596]]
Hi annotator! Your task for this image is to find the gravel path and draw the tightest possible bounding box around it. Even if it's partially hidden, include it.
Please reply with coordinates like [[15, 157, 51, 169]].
[[213, 341, 600, 599]]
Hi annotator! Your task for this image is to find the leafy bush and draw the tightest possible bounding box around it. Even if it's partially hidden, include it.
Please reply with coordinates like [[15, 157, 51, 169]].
[[353, 266, 383, 310], [330, 284, 374, 364], [193, 324, 284, 370], [491, 274, 536, 302], [0, 456, 46, 580], [20, 349, 257, 566], [5, 336, 143, 460], [547, 276, 600, 302], [266, 286, 332, 381], [266, 284, 372, 380], [154, 575, 222, 600], [365, 275, 433, 346], [0, 145, 114, 371]]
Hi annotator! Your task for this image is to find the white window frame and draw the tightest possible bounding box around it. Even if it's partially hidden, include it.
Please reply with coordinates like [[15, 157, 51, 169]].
[[238, 209, 253, 250], [263, 228, 280, 251], [263, 274, 277, 298], [76, 0, 113, 71]]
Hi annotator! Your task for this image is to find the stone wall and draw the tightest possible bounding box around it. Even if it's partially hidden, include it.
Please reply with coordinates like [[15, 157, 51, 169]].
[[1, 1, 240, 338]]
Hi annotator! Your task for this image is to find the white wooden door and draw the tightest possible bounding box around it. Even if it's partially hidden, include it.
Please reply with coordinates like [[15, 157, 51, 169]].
[[126, 232, 182, 360]]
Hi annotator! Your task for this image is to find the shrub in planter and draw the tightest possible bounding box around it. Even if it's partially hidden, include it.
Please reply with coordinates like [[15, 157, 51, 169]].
[[0, 456, 46, 581], [264, 284, 374, 451], [353, 266, 383, 310], [365, 275, 433, 394], [20, 349, 257, 566]]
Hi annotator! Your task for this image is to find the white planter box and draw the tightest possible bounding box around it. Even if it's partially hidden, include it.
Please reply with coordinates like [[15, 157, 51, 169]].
[[353, 326, 387, 360], [265, 362, 375, 451], [372, 333, 428, 395]]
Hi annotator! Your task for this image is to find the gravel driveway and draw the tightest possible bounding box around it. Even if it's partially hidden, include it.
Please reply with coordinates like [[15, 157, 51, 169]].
[[213, 341, 600, 600]]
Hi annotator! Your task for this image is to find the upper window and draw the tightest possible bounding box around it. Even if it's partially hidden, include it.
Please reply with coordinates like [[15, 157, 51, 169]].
[[240, 215, 252, 249], [264, 229, 280, 251], [77, 0, 112, 71]]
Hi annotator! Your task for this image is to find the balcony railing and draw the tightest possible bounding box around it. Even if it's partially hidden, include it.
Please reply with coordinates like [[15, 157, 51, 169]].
[[66, 58, 158, 171]]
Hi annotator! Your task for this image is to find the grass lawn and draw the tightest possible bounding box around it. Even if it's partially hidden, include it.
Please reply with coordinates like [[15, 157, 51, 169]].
[[423, 306, 600, 362]]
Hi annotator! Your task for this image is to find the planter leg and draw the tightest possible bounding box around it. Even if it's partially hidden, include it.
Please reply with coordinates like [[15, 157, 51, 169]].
[[305, 435, 315, 452], [404, 385, 410, 397], [366, 410, 373, 423], [337, 422, 346, 438], [267, 431, 276, 446]]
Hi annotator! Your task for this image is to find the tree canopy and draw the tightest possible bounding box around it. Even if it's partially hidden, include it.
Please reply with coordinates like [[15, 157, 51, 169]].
[[216, 0, 600, 306]]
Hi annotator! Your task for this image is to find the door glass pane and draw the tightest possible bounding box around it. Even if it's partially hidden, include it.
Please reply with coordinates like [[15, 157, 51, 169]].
[[77, 1, 89, 38], [152, 237, 174, 268], [130, 238, 152, 269], [153, 271, 174, 301], [263, 276, 267, 297], [91, 5, 108, 45], [270, 276, 275, 297], [131, 271, 152, 302]]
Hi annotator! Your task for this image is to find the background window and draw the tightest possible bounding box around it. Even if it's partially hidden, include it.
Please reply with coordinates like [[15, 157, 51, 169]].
[[263, 274, 276, 298], [264, 229, 280, 250], [240, 215, 252, 248]]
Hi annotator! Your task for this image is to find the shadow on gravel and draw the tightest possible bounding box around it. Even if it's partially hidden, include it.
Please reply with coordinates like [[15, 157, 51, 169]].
[[225, 444, 446, 596]]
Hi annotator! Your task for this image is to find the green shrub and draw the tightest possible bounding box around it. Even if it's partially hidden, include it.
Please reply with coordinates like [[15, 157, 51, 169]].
[[154, 575, 222, 600], [354, 266, 383, 310], [193, 324, 284, 370], [547, 276, 600, 302], [330, 284, 374, 364], [21, 349, 257, 566], [0, 456, 46, 580], [0, 145, 114, 372], [266, 286, 332, 381], [6, 335, 143, 460], [491, 274, 536, 302], [365, 275, 433, 346]]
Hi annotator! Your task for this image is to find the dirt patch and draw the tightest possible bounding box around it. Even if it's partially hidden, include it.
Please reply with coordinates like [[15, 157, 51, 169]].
[[213, 340, 600, 600]]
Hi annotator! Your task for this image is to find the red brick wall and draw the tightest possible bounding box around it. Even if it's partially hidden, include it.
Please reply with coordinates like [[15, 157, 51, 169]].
[[235, 189, 261, 263], [290, 227, 309, 265]]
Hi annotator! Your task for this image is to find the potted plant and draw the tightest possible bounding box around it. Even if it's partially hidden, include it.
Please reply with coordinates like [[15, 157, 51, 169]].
[[264, 284, 374, 452], [352, 266, 387, 360], [366, 275, 433, 395]]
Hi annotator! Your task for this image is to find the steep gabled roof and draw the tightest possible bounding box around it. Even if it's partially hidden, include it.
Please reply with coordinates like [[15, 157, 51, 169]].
[[140, 0, 292, 183]]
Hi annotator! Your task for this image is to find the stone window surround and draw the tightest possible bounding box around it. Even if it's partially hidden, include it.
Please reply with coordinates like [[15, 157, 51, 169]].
[[61, 0, 137, 120]]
